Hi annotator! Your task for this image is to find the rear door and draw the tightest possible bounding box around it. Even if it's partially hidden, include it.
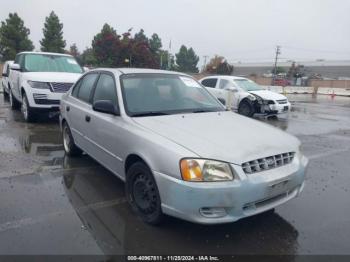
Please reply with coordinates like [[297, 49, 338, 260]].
[[201, 77, 225, 100], [66, 72, 99, 154]]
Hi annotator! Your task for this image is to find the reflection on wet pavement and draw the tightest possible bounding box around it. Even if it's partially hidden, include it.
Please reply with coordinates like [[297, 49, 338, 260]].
[[0, 94, 349, 255]]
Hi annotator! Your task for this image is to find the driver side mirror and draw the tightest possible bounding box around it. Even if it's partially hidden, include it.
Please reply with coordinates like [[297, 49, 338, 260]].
[[92, 100, 120, 116], [10, 63, 21, 71]]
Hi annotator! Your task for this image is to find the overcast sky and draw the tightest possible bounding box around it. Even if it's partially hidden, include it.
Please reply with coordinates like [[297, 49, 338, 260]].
[[1, 0, 349, 66]]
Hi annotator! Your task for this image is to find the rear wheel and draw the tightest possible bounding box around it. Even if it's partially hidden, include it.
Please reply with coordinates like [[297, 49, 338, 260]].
[[238, 100, 254, 117], [126, 162, 163, 225], [62, 122, 82, 157], [21, 93, 36, 122], [9, 89, 20, 110]]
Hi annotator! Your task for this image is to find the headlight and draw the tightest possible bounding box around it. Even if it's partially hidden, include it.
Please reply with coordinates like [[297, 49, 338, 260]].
[[247, 94, 256, 101], [180, 159, 234, 182], [27, 81, 51, 89]]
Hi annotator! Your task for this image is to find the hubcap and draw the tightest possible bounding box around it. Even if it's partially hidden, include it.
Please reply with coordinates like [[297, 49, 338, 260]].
[[133, 174, 158, 214], [63, 126, 71, 153], [22, 97, 28, 120], [240, 103, 251, 116]]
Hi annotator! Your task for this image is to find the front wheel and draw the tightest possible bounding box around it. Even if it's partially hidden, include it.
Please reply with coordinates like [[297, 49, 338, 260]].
[[22, 93, 36, 122], [3, 89, 9, 100], [9, 89, 20, 110], [238, 100, 255, 117], [125, 162, 164, 225]]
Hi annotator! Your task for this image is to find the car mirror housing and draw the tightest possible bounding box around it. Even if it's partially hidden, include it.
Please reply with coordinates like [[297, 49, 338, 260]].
[[2, 72, 8, 77], [10, 63, 21, 71], [92, 100, 120, 116]]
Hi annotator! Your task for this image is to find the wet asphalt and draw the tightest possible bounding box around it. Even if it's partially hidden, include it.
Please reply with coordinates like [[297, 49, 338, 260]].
[[0, 93, 349, 256]]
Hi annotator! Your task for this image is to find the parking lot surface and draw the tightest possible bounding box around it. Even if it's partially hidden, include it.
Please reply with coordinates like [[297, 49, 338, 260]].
[[0, 93, 349, 255]]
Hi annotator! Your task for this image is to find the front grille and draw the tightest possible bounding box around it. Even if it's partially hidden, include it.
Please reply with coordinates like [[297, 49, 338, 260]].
[[277, 99, 288, 104], [34, 98, 60, 105], [50, 82, 74, 93], [242, 152, 295, 174]]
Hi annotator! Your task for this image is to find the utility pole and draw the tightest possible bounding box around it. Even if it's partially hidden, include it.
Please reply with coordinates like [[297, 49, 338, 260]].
[[272, 45, 281, 85], [202, 55, 208, 72]]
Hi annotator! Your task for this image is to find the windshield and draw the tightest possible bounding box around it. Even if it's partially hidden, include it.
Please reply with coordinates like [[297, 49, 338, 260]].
[[234, 79, 263, 91], [121, 74, 225, 116], [23, 54, 83, 73]]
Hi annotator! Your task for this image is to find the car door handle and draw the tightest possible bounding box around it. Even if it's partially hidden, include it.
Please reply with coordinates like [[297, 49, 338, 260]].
[[66, 106, 70, 112], [85, 115, 91, 122]]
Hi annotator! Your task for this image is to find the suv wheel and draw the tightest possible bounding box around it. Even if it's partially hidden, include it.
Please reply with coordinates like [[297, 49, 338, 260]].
[[238, 100, 254, 117], [21, 93, 36, 122], [9, 89, 20, 110], [3, 89, 9, 100], [62, 122, 82, 156], [126, 162, 163, 225]]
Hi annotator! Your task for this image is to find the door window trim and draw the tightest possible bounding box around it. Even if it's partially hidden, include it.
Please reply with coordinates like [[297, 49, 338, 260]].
[[91, 71, 119, 107]]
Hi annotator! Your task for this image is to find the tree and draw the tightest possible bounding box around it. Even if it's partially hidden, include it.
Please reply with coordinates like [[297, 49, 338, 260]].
[[91, 24, 159, 68], [175, 45, 199, 73], [204, 55, 233, 75], [0, 13, 34, 61], [134, 29, 148, 43], [92, 23, 120, 67], [80, 47, 97, 66], [68, 43, 82, 64], [159, 50, 176, 70], [149, 33, 162, 54], [40, 11, 66, 53]]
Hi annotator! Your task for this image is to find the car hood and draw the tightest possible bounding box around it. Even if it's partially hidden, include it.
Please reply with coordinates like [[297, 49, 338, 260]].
[[22, 72, 81, 83], [249, 90, 287, 101], [132, 111, 300, 165]]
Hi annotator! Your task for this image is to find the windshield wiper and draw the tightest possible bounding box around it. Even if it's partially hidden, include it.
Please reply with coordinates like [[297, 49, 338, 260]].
[[192, 109, 219, 113], [131, 111, 169, 117]]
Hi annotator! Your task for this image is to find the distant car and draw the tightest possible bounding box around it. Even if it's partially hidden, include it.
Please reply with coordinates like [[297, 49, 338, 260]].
[[60, 68, 308, 225], [273, 78, 290, 87], [8, 52, 83, 122], [199, 76, 291, 117], [1, 60, 14, 99]]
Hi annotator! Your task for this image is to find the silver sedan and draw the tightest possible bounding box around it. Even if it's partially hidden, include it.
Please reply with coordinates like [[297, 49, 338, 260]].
[[60, 68, 308, 225]]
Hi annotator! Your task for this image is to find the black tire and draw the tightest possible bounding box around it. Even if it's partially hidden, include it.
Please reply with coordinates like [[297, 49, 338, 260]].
[[238, 100, 255, 117], [21, 93, 36, 122], [62, 122, 82, 157], [9, 89, 20, 110], [3, 89, 9, 100], [125, 162, 163, 225]]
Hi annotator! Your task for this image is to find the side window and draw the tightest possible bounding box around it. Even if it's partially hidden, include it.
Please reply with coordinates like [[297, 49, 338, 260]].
[[71, 79, 83, 98], [201, 78, 218, 88], [77, 73, 99, 103], [14, 55, 20, 64], [92, 74, 117, 105], [219, 79, 230, 89], [18, 55, 25, 68]]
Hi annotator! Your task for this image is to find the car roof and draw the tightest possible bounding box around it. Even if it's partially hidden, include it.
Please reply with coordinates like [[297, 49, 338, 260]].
[[201, 75, 248, 81], [17, 51, 73, 57], [88, 68, 192, 77]]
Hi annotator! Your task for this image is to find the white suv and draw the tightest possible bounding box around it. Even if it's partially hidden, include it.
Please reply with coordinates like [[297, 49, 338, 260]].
[[8, 52, 83, 122], [1, 60, 14, 99], [200, 76, 291, 117]]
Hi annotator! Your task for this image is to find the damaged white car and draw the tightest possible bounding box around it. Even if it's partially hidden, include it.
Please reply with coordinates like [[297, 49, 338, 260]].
[[200, 76, 291, 117]]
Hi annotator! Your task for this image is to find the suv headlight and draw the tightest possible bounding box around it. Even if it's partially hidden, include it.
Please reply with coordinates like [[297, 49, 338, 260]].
[[27, 81, 51, 89], [180, 159, 234, 182]]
